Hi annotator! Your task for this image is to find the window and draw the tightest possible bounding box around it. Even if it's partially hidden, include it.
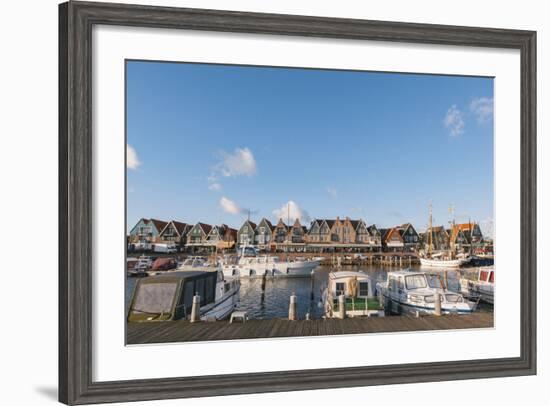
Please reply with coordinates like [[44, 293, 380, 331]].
[[243, 226, 248, 233], [335, 282, 345, 296], [445, 294, 462, 303], [359, 282, 369, 296], [133, 283, 177, 315], [205, 275, 215, 304], [405, 274, 427, 289]]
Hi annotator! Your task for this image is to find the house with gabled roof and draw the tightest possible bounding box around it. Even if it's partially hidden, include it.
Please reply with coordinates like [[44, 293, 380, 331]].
[[186, 222, 213, 246], [351, 219, 370, 244], [128, 218, 168, 244], [449, 222, 483, 251], [289, 218, 306, 244], [381, 227, 404, 252], [255, 218, 275, 250], [367, 224, 382, 251], [237, 219, 257, 247], [206, 224, 226, 245], [396, 223, 421, 252], [272, 218, 289, 244], [329, 217, 357, 244], [222, 226, 238, 249], [306, 219, 334, 243], [421, 225, 449, 251], [159, 220, 191, 250]]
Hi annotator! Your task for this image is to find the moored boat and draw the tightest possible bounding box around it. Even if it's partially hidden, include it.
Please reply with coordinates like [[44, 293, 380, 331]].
[[177, 256, 214, 272], [419, 253, 471, 268], [460, 266, 494, 304], [419, 203, 471, 268], [323, 271, 384, 318], [221, 245, 321, 278], [377, 270, 477, 315], [127, 268, 240, 322], [147, 257, 178, 275], [127, 255, 153, 276]]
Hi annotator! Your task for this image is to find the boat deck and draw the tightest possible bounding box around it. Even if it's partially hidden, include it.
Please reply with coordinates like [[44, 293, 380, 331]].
[[127, 312, 493, 344]]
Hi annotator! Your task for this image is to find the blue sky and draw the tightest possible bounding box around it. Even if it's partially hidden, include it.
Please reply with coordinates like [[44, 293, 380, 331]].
[[126, 60, 494, 235]]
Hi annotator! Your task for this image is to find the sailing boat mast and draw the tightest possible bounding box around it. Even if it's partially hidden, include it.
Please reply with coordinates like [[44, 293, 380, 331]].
[[427, 201, 433, 255]]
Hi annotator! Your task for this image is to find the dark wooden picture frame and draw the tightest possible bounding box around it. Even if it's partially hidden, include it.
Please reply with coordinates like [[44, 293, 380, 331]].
[[59, 1, 536, 404]]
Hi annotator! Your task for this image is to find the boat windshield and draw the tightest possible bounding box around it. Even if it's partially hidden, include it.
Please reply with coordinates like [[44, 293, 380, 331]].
[[445, 294, 462, 303], [405, 274, 428, 290], [132, 282, 177, 315]]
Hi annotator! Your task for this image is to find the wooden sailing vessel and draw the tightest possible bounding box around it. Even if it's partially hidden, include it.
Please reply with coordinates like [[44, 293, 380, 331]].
[[419, 203, 471, 268]]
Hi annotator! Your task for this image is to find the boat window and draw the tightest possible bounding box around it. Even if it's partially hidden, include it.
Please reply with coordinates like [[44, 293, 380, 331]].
[[335, 282, 345, 296], [133, 282, 177, 315], [427, 275, 444, 289], [195, 278, 206, 305], [205, 275, 215, 304], [480, 270, 489, 282], [183, 281, 194, 312], [489, 271, 495, 283], [359, 282, 369, 297], [224, 282, 231, 294], [405, 274, 428, 290], [445, 294, 462, 303]]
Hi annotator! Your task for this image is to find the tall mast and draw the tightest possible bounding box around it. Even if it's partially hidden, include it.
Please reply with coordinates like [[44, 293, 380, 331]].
[[427, 201, 433, 255], [449, 203, 456, 252]]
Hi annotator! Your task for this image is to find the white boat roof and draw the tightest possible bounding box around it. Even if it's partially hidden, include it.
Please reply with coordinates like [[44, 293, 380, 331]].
[[329, 271, 371, 280], [386, 270, 423, 277]]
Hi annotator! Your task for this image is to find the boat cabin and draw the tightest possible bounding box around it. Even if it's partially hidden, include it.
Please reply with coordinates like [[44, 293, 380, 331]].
[[328, 271, 376, 298], [325, 271, 384, 318], [127, 270, 221, 322]]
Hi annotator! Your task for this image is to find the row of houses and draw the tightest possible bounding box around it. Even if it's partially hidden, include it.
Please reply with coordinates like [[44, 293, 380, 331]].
[[128, 216, 485, 253], [127, 218, 237, 252]]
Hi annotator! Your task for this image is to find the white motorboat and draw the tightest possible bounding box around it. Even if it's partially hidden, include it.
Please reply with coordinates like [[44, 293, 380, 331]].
[[127, 267, 240, 322], [377, 270, 478, 315], [460, 266, 494, 304], [222, 245, 321, 278], [177, 256, 214, 272], [322, 271, 384, 318]]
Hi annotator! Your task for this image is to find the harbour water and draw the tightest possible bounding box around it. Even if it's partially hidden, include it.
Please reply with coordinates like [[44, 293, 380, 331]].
[[125, 265, 493, 320]]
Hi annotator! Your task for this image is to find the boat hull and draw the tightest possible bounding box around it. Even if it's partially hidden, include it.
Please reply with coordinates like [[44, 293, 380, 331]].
[[460, 279, 494, 304], [381, 294, 476, 315], [419, 257, 471, 268], [222, 259, 321, 278], [201, 286, 240, 320]]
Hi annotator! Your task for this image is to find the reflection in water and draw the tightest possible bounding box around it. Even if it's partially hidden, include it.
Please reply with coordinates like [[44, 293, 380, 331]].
[[125, 265, 490, 320]]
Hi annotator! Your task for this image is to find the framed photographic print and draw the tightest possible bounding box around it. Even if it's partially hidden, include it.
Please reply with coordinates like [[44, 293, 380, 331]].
[[59, 1, 536, 404]]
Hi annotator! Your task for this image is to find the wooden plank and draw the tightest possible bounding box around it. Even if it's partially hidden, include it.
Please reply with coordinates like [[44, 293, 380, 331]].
[[126, 313, 494, 344]]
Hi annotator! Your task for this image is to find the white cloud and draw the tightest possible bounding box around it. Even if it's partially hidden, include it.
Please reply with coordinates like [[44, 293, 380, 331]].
[[216, 147, 257, 178], [326, 186, 337, 198], [272, 200, 311, 224], [208, 182, 222, 191], [470, 97, 494, 123], [220, 196, 247, 215], [127, 144, 141, 170], [444, 105, 465, 137]]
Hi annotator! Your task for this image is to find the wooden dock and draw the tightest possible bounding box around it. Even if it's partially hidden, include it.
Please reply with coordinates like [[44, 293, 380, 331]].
[[127, 313, 493, 344]]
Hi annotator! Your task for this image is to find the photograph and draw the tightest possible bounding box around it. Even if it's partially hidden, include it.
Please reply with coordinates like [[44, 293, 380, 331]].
[[125, 60, 495, 344]]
